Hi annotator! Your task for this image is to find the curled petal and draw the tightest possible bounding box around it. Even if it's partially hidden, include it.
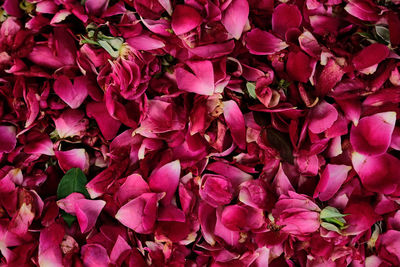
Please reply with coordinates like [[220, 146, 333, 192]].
[[353, 43, 389, 71], [308, 101, 338, 134], [272, 3, 302, 37], [223, 100, 246, 150], [314, 164, 352, 201], [81, 244, 110, 267], [246, 29, 288, 55], [221, 0, 249, 39], [171, 5, 202, 35], [75, 199, 106, 233], [55, 149, 90, 173], [176, 60, 214, 95], [54, 76, 88, 109]]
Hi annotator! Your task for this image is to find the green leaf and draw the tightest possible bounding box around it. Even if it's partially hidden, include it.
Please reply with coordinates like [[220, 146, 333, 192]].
[[57, 168, 90, 199], [246, 82, 257, 99], [375, 26, 391, 44], [266, 128, 294, 164], [320, 206, 347, 219], [321, 222, 341, 233], [62, 212, 77, 227], [98, 40, 120, 58]]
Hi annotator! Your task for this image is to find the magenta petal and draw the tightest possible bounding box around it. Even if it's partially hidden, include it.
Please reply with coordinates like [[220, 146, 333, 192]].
[[53, 109, 88, 138], [85, 0, 109, 16], [126, 35, 165, 51], [273, 164, 294, 196], [221, 0, 249, 39], [272, 3, 302, 37], [75, 199, 106, 233], [55, 149, 89, 173], [57, 192, 85, 214], [171, 5, 202, 35], [220, 205, 248, 231], [176, 60, 214, 95], [54, 76, 88, 109], [115, 193, 159, 234], [315, 58, 344, 96], [223, 100, 246, 150], [0, 126, 17, 153], [110, 235, 131, 264], [38, 223, 64, 267], [81, 244, 110, 267], [314, 164, 351, 201], [116, 174, 150, 204], [198, 202, 216, 245], [86, 102, 121, 140], [207, 161, 252, 187], [157, 204, 186, 222], [350, 112, 396, 156], [352, 43, 389, 71], [246, 28, 288, 55], [214, 207, 240, 246], [286, 51, 312, 83], [352, 152, 400, 194], [148, 160, 181, 205], [308, 101, 338, 134]]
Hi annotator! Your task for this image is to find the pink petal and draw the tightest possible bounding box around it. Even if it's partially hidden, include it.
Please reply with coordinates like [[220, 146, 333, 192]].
[[148, 160, 181, 205], [75, 199, 106, 233], [298, 30, 321, 58], [53, 109, 88, 138], [54, 76, 88, 109], [85, 0, 108, 16], [220, 205, 248, 231], [116, 174, 150, 204], [190, 41, 235, 59], [28, 46, 63, 69], [286, 51, 312, 83], [157, 204, 186, 222], [344, 0, 380, 21], [81, 244, 110, 267], [115, 193, 159, 234], [352, 152, 400, 195], [86, 102, 121, 140], [176, 60, 214, 95], [352, 43, 389, 71], [200, 174, 234, 207], [273, 164, 294, 196], [214, 207, 240, 246], [0, 126, 16, 153], [55, 149, 89, 173], [198, 202, 216, 245], [391, 127, 400, 150], [344, 202, 381, 235], [221, 0, 249, 39], [350, 112, 396, 156], [223, 100, 246, 150], [158, 0, 172, 15], [336, 99, 361, 126], [272, 3, 302, 37], [3, 0, 23, 17], [171, 5, 202, 35], [315, 58, 344, 96], [314, 164, 351, 201], [38, 223, 65, 267], [308, 101, 338, 134], [110, 236, 131, 264], [57, 192, 85, 214], [207, 161, 252, 187], [126, 35, 165, 51], [246, 28, 288, 55]]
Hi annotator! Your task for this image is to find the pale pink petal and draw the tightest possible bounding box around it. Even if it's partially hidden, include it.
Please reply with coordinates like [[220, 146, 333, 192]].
[[0, 126, 16, 153], [57, 192, 85, 214], [246, 28, 288, 55], [81, 244, 110, 267], [55, 149, 90, 173], [221, 0, 249, 39], [54, 76, 88, 109], [223, 100, 246, 150], [171, 5, 202, 35], [116, 173, 150, 204], [314, 164, 352, 201], [175, 60, 214, 95], [350, 112, 396, 155], [272, 3, 302, 37], [115, 193, 159, 234], [38, 223, 65, 267], [148, 160, 181, 205], [53, 109, 88, 138], [86, 102, 121, 140], [308, 101, 338, 134], [75, 199, 106, 233]]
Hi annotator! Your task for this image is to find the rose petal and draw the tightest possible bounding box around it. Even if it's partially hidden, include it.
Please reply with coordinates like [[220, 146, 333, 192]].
[[245, 28, 288, 55], [171, 5, 202, 35], [221, 0, 249, 39]]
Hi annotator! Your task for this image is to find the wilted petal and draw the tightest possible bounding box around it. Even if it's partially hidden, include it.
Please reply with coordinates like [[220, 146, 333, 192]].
[[75, 199, 106, 233], [171, 5, 202, 35], [148, 160, 180, 205], [223, 100, 246, 150], [221, 0, 249, 39], [199, 174, 234, 207], [298, 30, 321, 58], [54, 76, 88, 109], [314, 164, 351, 201], [315, 58, 344, 96], [352, 43, 389, 71], [272, 3, 302, 37], [86, 102, 121, 140], [55, 149, 90, 173], [115, 193, 159, 234], [176, 60, 214, 95], [0, 126, 16, 153], [81, 244, 110, 267], [38, 223, 65, 267], [246, 29, 288, 55], [308, 101, 338, 134], [350, 112, 396, 155]]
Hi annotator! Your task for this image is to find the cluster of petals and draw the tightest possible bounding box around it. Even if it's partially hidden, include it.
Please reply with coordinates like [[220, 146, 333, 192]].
[[1, 0, 400, 266]]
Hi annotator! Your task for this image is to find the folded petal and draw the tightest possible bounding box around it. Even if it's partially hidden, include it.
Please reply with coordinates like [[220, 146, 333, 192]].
[[53, 109, 88, 139], [314, 164, 351, 201], [221, 0, 249, 39], [352, 43, 389, 71], [0, 126, 16, 153], [55, 149, 90, 173], [223, 100, 246, 150], [246, 28, 288, 55], [38, 223, 64, 267], [176, 60, 214, 95], [116, 174, 150, 205], [171, 5, 202, 35], [75, 199, 106, 233], [86, 102, 121, 140], [272, 3, 302, 37], [115, 193, 159, 234], [110, 235, 131, 264], [57, 192, 85, 214], [148, 160, 181, 205], [207, 161, 252, 187], [350, 112, 396, 155], [308, 101, 338, 134], [85, 0, 109, 16], [54, 76, 88, 109]]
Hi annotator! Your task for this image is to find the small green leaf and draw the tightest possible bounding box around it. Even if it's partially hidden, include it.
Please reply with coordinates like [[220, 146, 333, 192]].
[[320, 206, 347, 219], [375, 26, 391, 44], [98, 40, 120, 58], [321, 222, 341, 233], [57, 168, 90, 199], [246, 82, 257, 99], [62, 212, 77, 227]]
